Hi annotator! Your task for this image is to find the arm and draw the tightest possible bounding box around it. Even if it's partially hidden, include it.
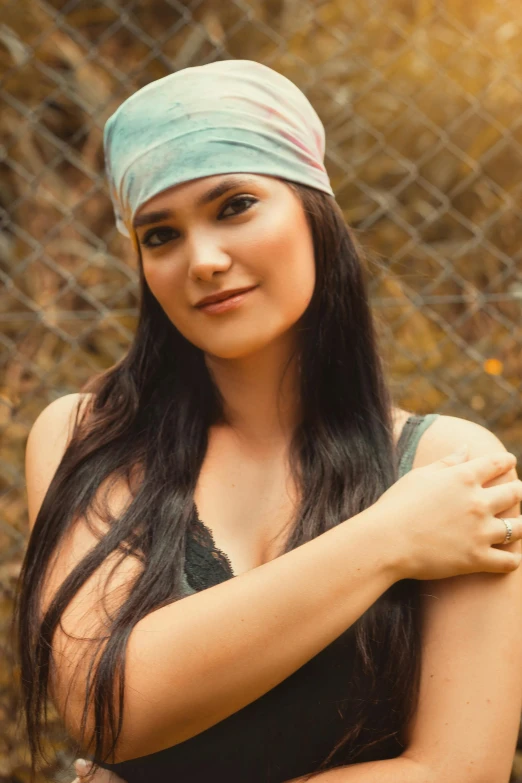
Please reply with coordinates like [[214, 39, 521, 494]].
[[286, 756, 433, 782], [392, 416, 522, 783], [27, 395, 403, 763], [69, 416, 520, 783], [290, 418, 522, 783], [72, 755, 433, 783]]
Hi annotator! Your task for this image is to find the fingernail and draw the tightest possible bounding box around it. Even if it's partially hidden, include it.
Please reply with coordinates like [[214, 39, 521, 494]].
[[75, 759, 92, 774], [454, 443, 468, 454]]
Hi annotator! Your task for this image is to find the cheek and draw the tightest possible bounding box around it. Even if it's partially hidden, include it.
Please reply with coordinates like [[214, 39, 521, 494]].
[[143, 262, 177, 295], [270, 267, 315, 323], [143, 265, 187, 323], [141, 204, 315, 344], [265, 227, 316, 317]]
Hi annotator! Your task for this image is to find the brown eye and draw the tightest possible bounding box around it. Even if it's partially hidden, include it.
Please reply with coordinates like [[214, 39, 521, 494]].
[[141, 227, 177, 249], [219, 196, 257, 218]]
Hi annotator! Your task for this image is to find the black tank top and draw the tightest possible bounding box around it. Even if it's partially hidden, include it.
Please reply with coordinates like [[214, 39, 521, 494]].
[[93, 413, 440, 782]]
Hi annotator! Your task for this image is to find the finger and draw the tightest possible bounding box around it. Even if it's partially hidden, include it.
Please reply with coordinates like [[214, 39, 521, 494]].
[[487, 547, 522, 574], [74, 760, 92, 778], [434, 445, 470, 468], [486, 517, 522, 546], [489, 516, 522, 546], [75, 766, 124, 783], [484, 546, 522, 573], [485, 482, 522, 515], [469, 452, 518, 485]]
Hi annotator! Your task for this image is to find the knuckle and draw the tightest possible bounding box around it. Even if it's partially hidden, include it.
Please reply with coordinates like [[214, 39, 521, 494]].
[[466, 537, 481, 560], [468, 495, 487, 518], [469, 549, 482, 571], [458, 465, 476, 486]]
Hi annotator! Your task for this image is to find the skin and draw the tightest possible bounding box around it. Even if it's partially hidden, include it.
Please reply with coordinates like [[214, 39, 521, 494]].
[[71, 173, 522, 782], [135, 172, 316, 452], [71, 172, 319, 780], [69, 174, 407, 780]]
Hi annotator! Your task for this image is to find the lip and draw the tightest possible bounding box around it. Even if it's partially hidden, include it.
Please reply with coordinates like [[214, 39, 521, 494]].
[[197, 287, 257, 314], [195, 285, 258, 308]]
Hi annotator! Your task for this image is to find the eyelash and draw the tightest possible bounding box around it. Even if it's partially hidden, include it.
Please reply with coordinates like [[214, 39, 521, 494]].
[[141, 195, 258, 249]]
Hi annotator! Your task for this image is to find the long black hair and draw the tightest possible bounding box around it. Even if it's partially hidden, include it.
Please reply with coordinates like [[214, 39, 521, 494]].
[[11, 180, 421, 780]]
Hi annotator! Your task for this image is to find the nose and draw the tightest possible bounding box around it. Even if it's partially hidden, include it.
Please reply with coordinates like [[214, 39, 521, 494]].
[[186, 234, 232, 282]]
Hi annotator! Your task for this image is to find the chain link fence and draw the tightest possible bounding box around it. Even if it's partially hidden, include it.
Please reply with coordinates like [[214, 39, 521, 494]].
[[1, 0, 521, 779]]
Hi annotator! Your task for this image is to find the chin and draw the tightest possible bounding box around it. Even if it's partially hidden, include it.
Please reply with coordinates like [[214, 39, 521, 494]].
[[203, 332, 282, 360], [204, 344, 268, 361], [177, 318, 291, 359]]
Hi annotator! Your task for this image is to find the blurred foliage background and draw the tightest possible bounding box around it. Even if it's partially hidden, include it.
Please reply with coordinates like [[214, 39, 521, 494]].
[[1, 0, 521, 780]]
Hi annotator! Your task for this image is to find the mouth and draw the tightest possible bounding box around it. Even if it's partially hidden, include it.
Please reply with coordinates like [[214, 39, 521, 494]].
[[196, 286, 258, 314], [195, 285, 258, 308]]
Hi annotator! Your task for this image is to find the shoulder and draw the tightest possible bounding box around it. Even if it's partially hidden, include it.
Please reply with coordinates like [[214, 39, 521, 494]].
[[25, 393, 94, 531], [403, 416, 522, 779], [412, 413, 515, 472], [26, 392, 93, 466]]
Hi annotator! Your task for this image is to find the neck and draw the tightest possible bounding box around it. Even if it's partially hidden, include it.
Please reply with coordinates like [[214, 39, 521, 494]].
[[204, 334, 301, 454]]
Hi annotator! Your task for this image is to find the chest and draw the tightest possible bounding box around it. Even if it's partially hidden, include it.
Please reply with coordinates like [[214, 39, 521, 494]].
[[192, 411, 415, 577], [193, 432, 299, 576]]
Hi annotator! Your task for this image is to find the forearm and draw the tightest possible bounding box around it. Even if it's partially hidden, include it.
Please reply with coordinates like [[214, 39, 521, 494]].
[[119, 504, 402, 758], [286, 755, 434, 783]]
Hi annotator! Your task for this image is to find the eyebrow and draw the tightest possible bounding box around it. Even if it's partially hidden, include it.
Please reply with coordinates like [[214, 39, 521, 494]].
[[132, 176, 261, 230]]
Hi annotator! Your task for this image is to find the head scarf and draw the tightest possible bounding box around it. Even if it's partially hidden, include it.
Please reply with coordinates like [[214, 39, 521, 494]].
[[103, 59, 334, 242]]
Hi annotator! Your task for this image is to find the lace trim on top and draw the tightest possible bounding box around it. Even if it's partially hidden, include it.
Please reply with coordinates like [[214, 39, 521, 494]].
[[184, 504, 235, 591], [184, 413, 429, 592]]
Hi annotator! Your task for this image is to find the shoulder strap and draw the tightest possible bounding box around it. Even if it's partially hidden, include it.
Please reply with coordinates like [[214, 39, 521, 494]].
[[398, 413, 441, 478], [181, 570, 197, 595]]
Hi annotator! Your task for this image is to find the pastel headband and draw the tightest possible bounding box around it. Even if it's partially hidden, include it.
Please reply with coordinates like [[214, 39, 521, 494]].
[[103, 59, 335, 241]]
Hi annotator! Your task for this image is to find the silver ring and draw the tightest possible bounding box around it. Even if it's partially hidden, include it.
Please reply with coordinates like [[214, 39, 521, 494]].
[[500, 517, 512, 545]]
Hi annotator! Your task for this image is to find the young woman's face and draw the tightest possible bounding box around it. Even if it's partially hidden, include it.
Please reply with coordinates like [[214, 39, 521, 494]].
[[133, 173, 316, 360]]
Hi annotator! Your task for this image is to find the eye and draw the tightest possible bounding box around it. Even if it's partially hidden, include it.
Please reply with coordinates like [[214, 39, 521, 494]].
[[218, 195, 257, 219], [140, 195, 257, 249], [141, 227, 177, 249]]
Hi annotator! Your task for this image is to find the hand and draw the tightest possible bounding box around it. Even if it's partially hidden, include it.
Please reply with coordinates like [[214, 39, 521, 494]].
[[370, 445, 522, 581], [72, 758, 127, 783]]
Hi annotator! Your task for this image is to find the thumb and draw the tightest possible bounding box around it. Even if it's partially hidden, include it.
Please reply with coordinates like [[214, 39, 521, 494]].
[[75, 759, 93, 776], [435, 443, 469, 467]]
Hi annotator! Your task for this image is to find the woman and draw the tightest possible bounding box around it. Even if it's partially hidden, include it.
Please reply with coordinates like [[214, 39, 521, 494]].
[[14, 60, 522, 783]]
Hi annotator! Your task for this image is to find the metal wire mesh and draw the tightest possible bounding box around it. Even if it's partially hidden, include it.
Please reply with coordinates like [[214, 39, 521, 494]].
[[1, 0, 522, 779]]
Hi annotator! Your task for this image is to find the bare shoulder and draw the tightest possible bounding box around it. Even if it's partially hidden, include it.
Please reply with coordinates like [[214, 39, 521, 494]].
[[27, 391, 94, 451], [411, 413, 514, 472], [402, 414, 522, 779], [24, 392, 144, 747], [25, 393, 95, 531]]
